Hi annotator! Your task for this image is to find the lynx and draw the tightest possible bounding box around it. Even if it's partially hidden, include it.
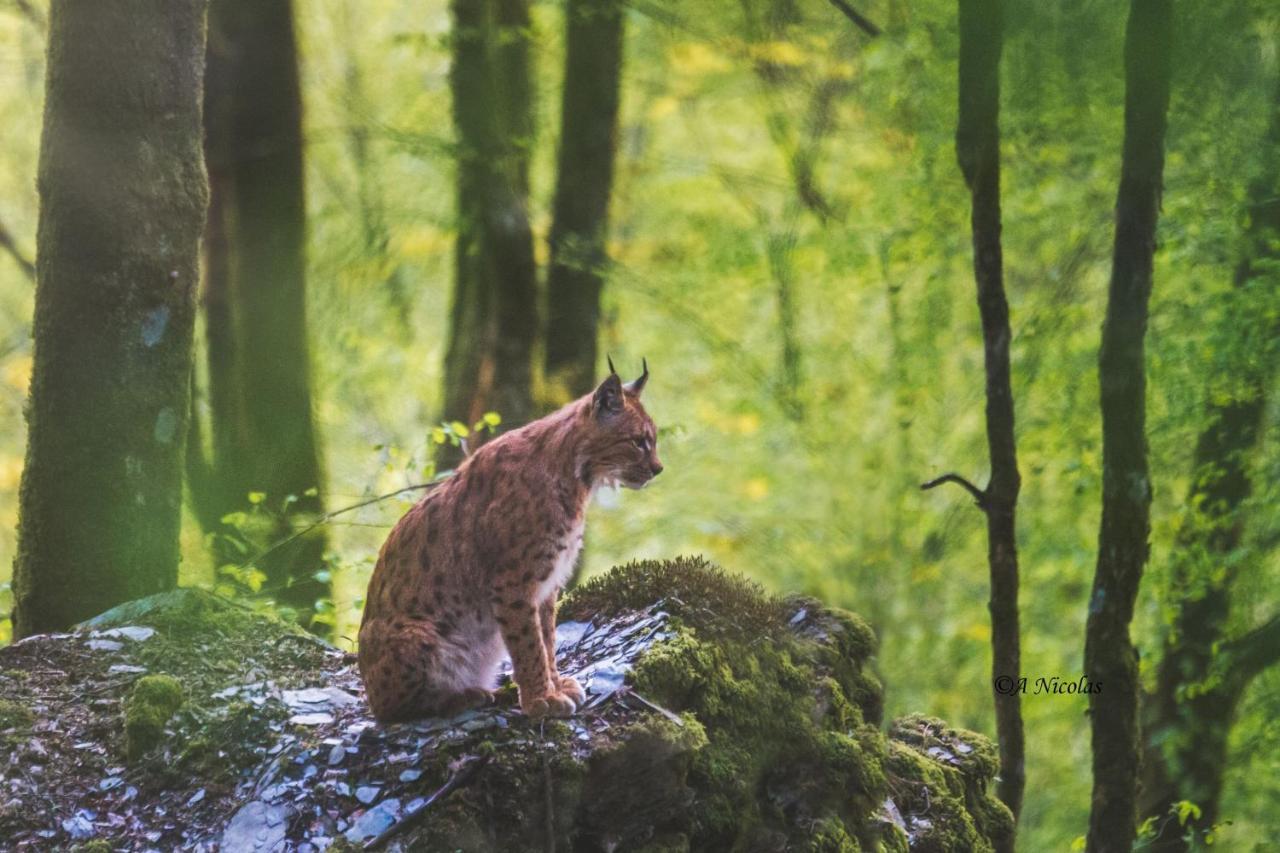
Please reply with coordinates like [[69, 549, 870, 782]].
[[358, 361, 662, 721]]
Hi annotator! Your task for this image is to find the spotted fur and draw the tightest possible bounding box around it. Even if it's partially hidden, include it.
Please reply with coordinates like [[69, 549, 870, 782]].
[[358, 368, 662, 721]]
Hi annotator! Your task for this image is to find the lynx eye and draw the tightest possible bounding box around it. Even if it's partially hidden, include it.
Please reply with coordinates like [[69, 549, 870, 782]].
[[632, 436, 648, 450]]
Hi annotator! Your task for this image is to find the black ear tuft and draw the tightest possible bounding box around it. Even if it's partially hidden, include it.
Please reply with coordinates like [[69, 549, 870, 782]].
[[593, 373, 624, 417], [624, 357, 649, 396]]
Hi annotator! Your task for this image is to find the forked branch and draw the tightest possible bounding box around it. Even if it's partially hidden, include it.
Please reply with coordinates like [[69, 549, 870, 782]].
[[920, 472, 988, 509]]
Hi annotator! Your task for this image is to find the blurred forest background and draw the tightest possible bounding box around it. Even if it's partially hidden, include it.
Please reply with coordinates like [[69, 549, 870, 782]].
[[1, 0, 1279, 849]]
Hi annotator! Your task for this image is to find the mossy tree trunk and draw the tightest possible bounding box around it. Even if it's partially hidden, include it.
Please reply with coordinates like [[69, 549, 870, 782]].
[[1139, 71, 1280, 851], [12, 0, 209, 637], [191, 0, 329, 624], [442, 0, 538, 463], [954, 0, 1025, 824], [544, 0, 627, 402], [1083, 1, 1172, 849]]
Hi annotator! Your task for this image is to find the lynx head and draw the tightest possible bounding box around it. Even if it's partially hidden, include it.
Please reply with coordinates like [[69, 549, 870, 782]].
[[581, 358, 663, 489]]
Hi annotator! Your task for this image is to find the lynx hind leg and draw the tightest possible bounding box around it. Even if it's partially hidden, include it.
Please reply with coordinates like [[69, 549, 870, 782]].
[[539, 594, 584, 705], [358, 620, 493, 722]]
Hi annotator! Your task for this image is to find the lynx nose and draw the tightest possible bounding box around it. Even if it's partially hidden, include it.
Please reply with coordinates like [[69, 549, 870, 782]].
[[651, 462, 664, 477]]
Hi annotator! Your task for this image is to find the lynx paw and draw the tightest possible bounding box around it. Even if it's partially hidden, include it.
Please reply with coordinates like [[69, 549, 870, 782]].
[[555, 675, 586, 706], [521, 690, 577, 719]]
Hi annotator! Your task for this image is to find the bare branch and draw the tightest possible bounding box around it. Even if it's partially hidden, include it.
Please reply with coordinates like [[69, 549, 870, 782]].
[[0, 216, 34, 282], [920, 472, 988, 509], [825, 0, 882, 37], [1224, 613, 1280, 688]]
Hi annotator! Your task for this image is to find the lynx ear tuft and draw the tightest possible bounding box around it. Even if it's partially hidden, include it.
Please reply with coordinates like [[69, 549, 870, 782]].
[[624, 357, 649, 397], [593, 373, 624, 417]]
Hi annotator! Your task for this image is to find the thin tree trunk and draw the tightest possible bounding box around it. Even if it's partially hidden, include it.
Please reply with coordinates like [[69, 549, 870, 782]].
[[443, 0, 538, 462], [340, 0, 409, 333], [202, 0, 328, 621], [1084, 2, 1173, 849], [955, 0, 1024, 826], [1139, 71, 1280, 852], [489, 0, 538, 429], [544, 0, 627, 402], [12, 0, 209, 636]]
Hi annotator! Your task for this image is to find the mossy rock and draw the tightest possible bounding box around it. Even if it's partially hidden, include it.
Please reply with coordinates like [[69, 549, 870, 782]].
[[0, 559, 1013, 851], [124, 674, 185, 761], [882, 716, 1015, 853]]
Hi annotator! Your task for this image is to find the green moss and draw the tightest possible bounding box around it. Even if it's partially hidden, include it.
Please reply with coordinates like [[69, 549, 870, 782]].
[[0, 698, 33, 747], [123, 674, 185, 761], [178, 700, 287, 782], [0, 698, 33, 731], [890, 714, 1000, 781], [631, 622, 887, 850], [79, 588, 322, 679], [883, 717, 1015, 853], [70, 842, 114, 853], [563, 555, 790, 637], [803, 817, 861, 852], [878, 822, 911, 853], [577, 713, 710, 849]]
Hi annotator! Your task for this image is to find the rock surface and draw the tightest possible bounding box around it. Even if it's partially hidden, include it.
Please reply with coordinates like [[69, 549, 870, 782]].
[[0, 557, 1012, 851]]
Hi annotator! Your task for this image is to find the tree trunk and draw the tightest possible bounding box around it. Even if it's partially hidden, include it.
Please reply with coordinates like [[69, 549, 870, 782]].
[[442, 0, 538, 464], [955, 0, 1025, 825], [12, 0, 209, 637], [195, 0, 329, 622], [544, 0, 627, 402], [1083, 1, 1173, 849], [1139, 71, 1280, 852], [340, 0, 410, 333]]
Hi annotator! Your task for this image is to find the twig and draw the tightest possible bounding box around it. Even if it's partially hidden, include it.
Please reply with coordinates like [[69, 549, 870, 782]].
[[920, 473, 988, 509], [364, 754, 489, 850], [621, 687, 684, 727], [237, 473, 454, 572], [825, 0, 882, 37], [0, 216, 35, 281]]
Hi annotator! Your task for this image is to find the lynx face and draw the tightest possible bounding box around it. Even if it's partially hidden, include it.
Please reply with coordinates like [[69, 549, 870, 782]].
[[582, 366, 663, 490]]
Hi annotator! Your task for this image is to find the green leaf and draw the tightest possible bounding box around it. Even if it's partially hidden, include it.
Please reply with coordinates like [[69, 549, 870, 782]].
[[450, 421, 470, 438], [247, 491, 266, 505], [483, 411, 501, 426]]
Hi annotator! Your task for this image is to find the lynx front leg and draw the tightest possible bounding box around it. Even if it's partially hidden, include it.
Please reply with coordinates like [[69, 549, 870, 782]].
[[539, 593, 585, 706], [495, 598, 575, 718]]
